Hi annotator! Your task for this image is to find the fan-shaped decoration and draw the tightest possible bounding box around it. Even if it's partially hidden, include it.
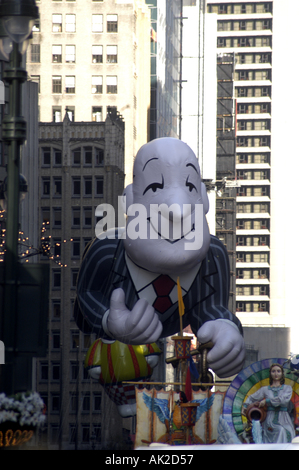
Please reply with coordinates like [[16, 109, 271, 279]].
[[222, 358, 299, 438]]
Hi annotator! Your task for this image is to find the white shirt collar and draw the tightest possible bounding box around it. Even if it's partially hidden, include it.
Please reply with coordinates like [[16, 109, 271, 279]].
[[125, 252, 200, 295]]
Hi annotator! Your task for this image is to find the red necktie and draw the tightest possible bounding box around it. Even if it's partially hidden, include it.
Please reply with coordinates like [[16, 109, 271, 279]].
[[153, 275, 176, 314]]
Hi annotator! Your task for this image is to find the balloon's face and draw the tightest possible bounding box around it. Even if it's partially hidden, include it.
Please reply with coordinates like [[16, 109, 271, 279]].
[[123, 138, 210, 274]]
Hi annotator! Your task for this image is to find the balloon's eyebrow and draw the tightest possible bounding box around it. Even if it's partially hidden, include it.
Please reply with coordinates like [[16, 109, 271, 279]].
[[186, 163, 198, 174], [143, 157, 159, 171]]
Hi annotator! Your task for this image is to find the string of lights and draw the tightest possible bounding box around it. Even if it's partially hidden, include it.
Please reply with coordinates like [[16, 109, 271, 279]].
[[0, 216, 73, 267]]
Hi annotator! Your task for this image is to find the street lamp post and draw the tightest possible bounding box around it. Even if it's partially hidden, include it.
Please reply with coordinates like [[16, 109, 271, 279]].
[[0, 0, 39, 395]]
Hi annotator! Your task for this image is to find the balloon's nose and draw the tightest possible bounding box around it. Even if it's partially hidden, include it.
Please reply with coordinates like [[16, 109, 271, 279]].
[[161, 188, 193, 219]]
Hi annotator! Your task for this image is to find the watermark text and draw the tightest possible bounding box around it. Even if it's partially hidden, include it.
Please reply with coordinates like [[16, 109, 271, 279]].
[[95, 197, 204, 250]]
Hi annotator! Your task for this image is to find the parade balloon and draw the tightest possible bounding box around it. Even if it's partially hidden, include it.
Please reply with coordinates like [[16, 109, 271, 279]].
[[76, 137, 245, 378], [84, 339, 161, 417]]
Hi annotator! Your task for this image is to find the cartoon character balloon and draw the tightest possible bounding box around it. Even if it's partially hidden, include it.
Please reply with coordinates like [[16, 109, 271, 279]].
[[84, 338, 161, 417], [75, 137, 245, 378]]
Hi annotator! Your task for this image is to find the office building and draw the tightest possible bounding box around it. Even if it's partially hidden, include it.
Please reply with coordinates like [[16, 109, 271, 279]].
[[207, 0, 297, 361], [145, 0, 181, 140], [36, 110, 125, 449], [27, 0, 151, 186]]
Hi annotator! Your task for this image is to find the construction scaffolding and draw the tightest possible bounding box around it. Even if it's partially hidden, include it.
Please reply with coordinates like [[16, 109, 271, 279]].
[[216, 53, 237, 314]]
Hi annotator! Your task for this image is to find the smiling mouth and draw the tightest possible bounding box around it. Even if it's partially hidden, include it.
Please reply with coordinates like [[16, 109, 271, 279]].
[[147, 218, 195, 244]]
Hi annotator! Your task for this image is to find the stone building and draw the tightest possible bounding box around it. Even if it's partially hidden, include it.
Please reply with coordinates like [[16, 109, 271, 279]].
[[36, 110, 126, 449], [27, 0, 151, 185]]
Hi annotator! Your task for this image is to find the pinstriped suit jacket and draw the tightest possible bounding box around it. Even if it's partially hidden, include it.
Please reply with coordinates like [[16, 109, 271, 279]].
[[75, 233, 243, 339]]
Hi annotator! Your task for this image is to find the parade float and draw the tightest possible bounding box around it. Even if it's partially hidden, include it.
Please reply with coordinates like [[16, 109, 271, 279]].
[[85, 279, 299, 447], [77, 138, 299, 448]]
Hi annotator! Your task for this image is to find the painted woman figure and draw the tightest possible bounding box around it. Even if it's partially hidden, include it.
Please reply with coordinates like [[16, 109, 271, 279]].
[[243, 363, 295, 443]]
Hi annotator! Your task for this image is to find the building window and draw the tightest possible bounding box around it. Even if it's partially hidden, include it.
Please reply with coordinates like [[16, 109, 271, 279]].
[[42, 147, 51, 166], [92, 14, 103, 32], [69, 424, 76, 443], [66, 45, 75, 63], [84, 146, 92, 165], [82, 393, 90, 412], [92, 45, 103, 63], [72, 239, 80, 258], [52, 269, 61, 288], [70, 362, 79, 381], [82, 425, 90, 443], [83, 207, 92, 227], [53, 207, 62, 227], [41, 207, 50, 225], [52, 45, 62, 63], [71, 269, 79, 289], [52, 106, 62, 122], [53, 177, 62, 197], [52, 331, 60, 350], [53, 238, 61, 258], [71, 331, 79, 349], [92, 107, 102, 122], [42, 177, 50, 197], [93, 393, 102, 412], [52, 76, 62, 94], [95, 147, 104, 165], [107, 14, 118, 32], [106, 76, 117, 94], [31, 44, 40, 62], [95, 176, 104, 196], [51, 393, 60, 414], [54, 148, 62, 165], [91, 76, 102, 94], [65, 76, 75, 93], [66, 106, 75, 121], [84, 177, 92, 196], [52, 14, 62, 32], [72, 177, 81, 196], [72, 147, 81, 165], [72, 207, 80, 227], [106, 45, 117, 63], [40, 362, 48, 381], [52, 300, 61, 319], [65, 14, 76, 32], [51, 362, 60, 380]]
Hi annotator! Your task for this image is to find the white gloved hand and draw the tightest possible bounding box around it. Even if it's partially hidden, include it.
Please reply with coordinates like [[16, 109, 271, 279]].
[[197, 319, 245, 378], [104, 288, 163, 344]]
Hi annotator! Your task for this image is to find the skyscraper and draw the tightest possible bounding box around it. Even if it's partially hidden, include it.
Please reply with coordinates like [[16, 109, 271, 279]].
[[207, 1, 298, 360]]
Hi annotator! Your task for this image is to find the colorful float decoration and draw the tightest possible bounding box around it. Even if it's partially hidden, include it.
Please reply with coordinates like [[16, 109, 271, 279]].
[[84, 338, 161, 417], [221, 358, 299, 444], [85, 277, 299, 447]]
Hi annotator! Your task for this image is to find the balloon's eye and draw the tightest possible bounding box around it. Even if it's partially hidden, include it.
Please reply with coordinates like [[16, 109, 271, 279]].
[[143, 175, 164, 195], [186, 176, 197, 193]]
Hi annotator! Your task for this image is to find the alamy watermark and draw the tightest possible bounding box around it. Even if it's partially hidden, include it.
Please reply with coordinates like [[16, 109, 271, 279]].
[[0, 340, 4, 365], [95, 197, 204, 251]]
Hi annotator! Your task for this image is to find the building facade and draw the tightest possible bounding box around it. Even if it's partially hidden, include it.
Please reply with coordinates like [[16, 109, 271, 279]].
[[145, 0, 181, 141], [207, 1, 272, 323], [35, 111, 125, 449], [28, 0, 151, 185], [207, 1, 297, 362]]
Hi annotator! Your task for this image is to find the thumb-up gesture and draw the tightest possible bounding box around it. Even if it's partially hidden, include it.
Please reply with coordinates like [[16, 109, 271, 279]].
[[103, 288, 163, 344]]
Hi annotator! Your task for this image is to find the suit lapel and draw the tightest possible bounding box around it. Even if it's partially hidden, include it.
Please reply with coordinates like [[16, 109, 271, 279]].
[[183, 247, 218, 315], [109, 241, 139, 309]]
